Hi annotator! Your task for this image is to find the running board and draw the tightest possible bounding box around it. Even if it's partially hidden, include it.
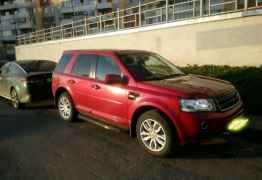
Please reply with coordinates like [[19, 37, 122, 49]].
[[78, 114, 120, 132]]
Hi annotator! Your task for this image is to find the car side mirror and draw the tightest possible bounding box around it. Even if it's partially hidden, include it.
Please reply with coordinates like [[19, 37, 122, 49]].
[[105, 74, 128, 85]]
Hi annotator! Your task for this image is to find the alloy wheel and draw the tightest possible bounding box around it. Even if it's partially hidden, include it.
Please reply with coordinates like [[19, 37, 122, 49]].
[[58, 95, 72, 120], [139, 119, 167, 152], [11, 90, 19, 109]]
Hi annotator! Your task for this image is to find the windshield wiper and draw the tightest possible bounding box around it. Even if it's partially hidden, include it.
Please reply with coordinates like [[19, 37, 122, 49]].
[[158, 73, 185, 80], [144, 76, 162, 81]]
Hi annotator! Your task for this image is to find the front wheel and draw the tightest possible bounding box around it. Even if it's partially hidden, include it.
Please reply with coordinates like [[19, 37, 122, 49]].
[[57, 92, 76, 122], [136, 110, 175, 157], [10, 89, 21, 109]]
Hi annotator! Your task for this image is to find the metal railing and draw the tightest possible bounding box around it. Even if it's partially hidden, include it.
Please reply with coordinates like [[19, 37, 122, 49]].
[[17, 0, 262, 45]]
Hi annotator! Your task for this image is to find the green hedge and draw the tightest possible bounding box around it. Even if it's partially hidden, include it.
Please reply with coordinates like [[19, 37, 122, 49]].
[[179, 65, 262, 115]]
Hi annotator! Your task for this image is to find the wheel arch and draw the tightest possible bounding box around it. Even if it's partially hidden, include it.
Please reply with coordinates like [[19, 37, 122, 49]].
[[54, 87, 71, 107], [10, 86, 15, 94], [129, 104, 183, 144], [10, 86, 19, 98]]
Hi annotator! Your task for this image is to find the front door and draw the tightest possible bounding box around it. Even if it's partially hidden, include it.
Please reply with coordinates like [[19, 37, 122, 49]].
[[89, 55, 128, 127]]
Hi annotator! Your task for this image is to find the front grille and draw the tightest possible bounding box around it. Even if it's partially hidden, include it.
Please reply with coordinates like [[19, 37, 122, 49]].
[[215, 90, 241, 112]]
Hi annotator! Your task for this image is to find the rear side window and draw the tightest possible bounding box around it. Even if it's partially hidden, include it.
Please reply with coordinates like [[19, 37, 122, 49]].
[[55, 54, 72, 73], [96, 56, 121, 81], [71, 54, 97, 77], [9, 63, 25, 76], [1, 63, 10, 76], [19, 61, 56, 73]]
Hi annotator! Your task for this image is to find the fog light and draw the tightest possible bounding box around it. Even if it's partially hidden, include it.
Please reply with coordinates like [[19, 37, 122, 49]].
[[201, 121, 208, 130], [227, 116, 250, 133]]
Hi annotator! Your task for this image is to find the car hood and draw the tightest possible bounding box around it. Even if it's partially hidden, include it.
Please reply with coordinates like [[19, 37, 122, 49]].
[[142, 74, 236, 98]]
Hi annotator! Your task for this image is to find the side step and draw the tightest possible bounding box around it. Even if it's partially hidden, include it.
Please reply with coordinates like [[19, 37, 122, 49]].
[[78, 114, 120, 132]]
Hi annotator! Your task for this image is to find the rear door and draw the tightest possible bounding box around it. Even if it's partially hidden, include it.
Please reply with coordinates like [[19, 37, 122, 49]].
[[89, 55, 129, 127], [68, 54, 97, 114]]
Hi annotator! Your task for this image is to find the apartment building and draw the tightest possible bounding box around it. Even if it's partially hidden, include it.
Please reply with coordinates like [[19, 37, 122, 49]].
[[58, 0, 151, 24], [0, 0, 36, 59], [0, 0, 62, 58], [59, 0, 97, 25], [0, 0, 158, 59]]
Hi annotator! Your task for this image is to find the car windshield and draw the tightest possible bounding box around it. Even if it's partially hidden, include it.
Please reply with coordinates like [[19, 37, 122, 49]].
[[18, 60, 57, 73], [118, 52, 184, 81]]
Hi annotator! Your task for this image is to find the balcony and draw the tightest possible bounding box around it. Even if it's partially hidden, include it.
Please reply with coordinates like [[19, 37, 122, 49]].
[[0, 2, 16, 11], [14, 0, 33, 8], [60, 1, 96, 14], [0, 1, 33, 11], [78, 2, 96, 12], [0, 34, 16, 42], [61, 18, 74, 25], [60, 1, 74, 14], [1, 15, 15, 21], [0, 23, 16, 31], [44, 7, 56, 17], [97, 1, 113, 12], [17, 21, 33, 29]]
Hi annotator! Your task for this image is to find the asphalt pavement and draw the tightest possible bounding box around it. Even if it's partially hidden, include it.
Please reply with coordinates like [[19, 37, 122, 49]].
[[0, 98, 262, 180]]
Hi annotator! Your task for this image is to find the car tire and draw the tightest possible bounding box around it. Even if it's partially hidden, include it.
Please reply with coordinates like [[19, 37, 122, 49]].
[[136, 110, 175, 157], [10, 89, 22, 109], [57, 92, 76, 122]]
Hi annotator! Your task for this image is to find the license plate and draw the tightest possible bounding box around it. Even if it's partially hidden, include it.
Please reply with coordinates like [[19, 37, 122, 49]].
[[227, 115, 250, 133]]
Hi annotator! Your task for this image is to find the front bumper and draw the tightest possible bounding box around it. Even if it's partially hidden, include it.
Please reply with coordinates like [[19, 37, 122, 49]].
[[178, 103, 247, 144], [194, 114, 251, 144]]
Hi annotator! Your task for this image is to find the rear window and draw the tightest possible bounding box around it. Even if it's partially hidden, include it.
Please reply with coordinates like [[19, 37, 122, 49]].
[[19, 60, 57, 73], [55, 54, 72, 73]]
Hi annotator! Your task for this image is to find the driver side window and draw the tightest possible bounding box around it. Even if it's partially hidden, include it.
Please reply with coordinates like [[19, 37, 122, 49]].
[[96, 56, 122, 81]]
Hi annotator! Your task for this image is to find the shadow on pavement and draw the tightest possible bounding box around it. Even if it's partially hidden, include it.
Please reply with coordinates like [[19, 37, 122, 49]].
[[174, 129, 262, 159], [1, 97, 262, 160]]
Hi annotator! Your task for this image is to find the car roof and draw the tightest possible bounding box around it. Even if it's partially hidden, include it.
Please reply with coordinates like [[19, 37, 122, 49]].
[[64, 49, 153, 55]]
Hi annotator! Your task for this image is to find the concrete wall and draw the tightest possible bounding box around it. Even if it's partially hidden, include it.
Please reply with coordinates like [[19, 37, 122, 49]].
[[16, 10, 262, 66]]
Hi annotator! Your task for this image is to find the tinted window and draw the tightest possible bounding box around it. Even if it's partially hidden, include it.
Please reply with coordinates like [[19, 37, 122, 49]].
[[72, 54, 97, 77], [55, 54, 72, 73], [0, 61, 8, 68], [1, 63, 10, 76], [96, 56, 121, 81], [19, 60, 56, 73]]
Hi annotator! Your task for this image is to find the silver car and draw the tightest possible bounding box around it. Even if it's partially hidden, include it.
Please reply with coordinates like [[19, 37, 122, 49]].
[[0, 60, 56, 109]]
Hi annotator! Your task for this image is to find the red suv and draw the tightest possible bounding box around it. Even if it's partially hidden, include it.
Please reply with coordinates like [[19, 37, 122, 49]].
[[52, 50, 248, 157]]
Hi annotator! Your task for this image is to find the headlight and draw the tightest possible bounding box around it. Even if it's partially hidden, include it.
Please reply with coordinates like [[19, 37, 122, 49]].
[[180, 99, 215, 112]]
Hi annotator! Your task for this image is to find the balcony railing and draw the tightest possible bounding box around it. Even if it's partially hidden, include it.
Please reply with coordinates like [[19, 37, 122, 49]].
[[17, 0, 262, 45]]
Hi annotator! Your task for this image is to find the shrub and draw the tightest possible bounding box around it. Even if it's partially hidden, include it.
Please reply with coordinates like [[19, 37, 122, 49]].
[[180, 65, 262, 115]]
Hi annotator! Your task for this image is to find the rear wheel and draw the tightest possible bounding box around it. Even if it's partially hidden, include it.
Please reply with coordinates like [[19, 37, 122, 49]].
[[136, 110, 175, 157], [10, 89, 21, 109], [57, 92, 76, 122]]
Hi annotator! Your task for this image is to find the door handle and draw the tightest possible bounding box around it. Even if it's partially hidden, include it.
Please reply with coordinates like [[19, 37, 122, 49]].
[[128, 91, 140, 100], [91, 84, 101, 90], [67, 79, 76, 85]]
